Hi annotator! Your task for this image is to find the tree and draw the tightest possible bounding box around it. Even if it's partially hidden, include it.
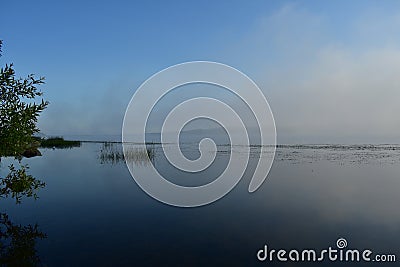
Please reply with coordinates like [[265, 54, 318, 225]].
[[0, 40, 49, 157], [0, 41, 47, 266]]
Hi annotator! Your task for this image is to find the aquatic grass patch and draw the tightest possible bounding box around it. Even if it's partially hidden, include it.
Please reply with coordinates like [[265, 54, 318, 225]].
[[99, 142, 155, 165], [35, 137, 81, 149]]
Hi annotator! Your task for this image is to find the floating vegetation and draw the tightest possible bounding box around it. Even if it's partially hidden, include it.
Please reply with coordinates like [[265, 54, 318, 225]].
[[192, 143, 400, 165], [273, 144, 400, 165]]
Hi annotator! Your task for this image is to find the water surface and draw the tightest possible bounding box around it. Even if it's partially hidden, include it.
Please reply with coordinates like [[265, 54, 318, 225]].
[[1, 143, 400, 266]]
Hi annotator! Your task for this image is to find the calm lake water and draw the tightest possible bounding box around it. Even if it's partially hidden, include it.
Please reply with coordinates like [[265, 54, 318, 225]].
[[1, 142, 400, 266]]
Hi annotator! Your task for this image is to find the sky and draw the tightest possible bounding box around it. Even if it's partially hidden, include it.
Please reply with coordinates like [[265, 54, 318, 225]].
[[1, 0, 400, 143]]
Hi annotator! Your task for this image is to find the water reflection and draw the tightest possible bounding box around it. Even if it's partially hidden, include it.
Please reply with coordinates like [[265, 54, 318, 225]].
[[0, 213, 46, 267], [0, 160, 46, 266], [0, 164, 45, 204]]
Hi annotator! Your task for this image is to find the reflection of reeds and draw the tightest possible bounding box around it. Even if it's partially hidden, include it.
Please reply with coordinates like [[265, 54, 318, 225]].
[[124, 148, 155, 163], [99, 142, 155, 165]]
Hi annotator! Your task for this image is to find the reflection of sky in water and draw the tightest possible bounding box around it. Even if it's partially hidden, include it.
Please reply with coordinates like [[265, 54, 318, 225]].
[[1, 143, 399, 266]]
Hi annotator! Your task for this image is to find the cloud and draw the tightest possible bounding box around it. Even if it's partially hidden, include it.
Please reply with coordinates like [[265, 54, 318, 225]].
[[274, 46, 400, 143], [229, 4, 400, 143]]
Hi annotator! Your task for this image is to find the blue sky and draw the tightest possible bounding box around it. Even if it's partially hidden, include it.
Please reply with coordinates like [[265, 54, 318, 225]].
[[2, 1, 400, 143]]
